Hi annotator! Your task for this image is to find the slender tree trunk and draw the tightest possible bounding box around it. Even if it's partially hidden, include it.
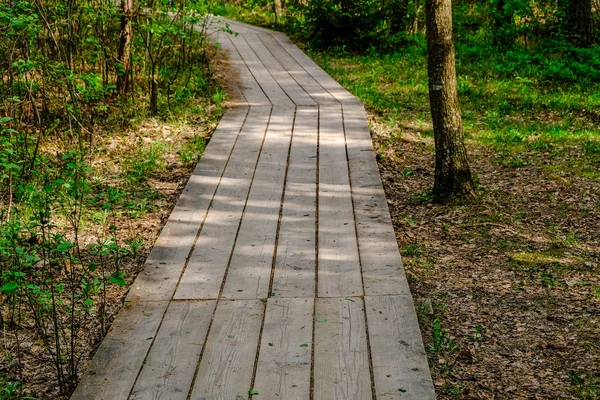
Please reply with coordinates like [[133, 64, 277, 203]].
[[117, 0, 134, 93], [425, 0, 475, 202], [568, 0, 594, 46]]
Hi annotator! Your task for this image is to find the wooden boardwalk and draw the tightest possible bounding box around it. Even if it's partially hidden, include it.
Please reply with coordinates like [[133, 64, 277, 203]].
[[72, 18, 435, 400]]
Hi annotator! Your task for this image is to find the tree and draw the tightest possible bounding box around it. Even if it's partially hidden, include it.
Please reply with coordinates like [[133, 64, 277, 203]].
[[568, 0, 594, 46], [425, 0, 475, 202], [117, 0, 134, 93]]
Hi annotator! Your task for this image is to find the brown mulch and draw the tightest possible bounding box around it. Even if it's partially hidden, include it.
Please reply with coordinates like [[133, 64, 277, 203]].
[[370, 116, 600, 399]]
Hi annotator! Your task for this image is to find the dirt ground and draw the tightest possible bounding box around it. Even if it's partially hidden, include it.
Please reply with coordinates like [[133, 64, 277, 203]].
[[370, 115, 600, 399]]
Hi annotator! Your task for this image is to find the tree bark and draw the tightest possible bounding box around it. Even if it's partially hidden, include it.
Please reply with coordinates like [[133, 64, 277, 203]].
[[117, 0, 134, 93], [568, 0, 594, 46], [425, 0, 475, 202]]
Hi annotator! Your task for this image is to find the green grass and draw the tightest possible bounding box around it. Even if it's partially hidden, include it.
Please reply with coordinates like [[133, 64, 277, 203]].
[[308, 45, 600, 174]]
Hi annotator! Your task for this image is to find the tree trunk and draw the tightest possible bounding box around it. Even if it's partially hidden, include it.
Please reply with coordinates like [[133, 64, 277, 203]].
[[117, 0, 134, 93], [568, 0, 594, 46], [425, 0, 475, 202]]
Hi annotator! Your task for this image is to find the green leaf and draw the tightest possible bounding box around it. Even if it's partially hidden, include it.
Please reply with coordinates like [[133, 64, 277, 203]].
[[268, 342, 274, 346], [227, 335, 235, 339], [299, 343, 309, 348], [316, 317, 327, 323], [109, 274, 126, 287], [83, 299, 93, 307], [0, 117, 13, 124], [1, 282, 18, 293], [399, 387, 407, 392], [249, 389, 259, 395]]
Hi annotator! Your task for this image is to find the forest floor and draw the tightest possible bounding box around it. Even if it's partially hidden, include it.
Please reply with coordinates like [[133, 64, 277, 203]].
[[372, 115, 600, 399], [312, 52, 600, 399]]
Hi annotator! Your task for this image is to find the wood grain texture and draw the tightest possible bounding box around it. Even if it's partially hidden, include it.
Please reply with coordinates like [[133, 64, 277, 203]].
[[272, 107, 318, 298], [222, 107, 295, 299], [313, 297, 372, 400], [175, 106, 271, 300], [127, 107, 248, 302], [230, 34, 294, 108], [215, 32, 269, 106], [244, 33, 315, 106], [71, 301, 167, 400], [253, 297, 314, 400], [365, 295, 435, 399], [129, 301, 216, 400], [270, 33, 358, 105], [342, 104, 411, 296], [258, 34, 337, 105], [318, 104, 362, 297], [189, 300, 264, 399]]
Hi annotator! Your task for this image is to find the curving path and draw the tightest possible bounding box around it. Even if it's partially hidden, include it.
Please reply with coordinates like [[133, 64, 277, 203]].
[[72, 17, 435, 400]]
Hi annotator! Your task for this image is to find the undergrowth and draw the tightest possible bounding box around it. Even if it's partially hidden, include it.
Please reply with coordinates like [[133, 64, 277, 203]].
[[0, 1, 226, 397]]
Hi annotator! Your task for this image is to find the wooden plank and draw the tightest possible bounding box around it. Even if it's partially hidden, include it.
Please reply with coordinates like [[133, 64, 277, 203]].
[[222, 107, 295, 299], [127, 106, 248, 303], [318, 104, 362, 297], [222, 17, 277, 35], [175, 106, 271, 300], [365, 296, 435, 400], [314, 297, 372, 400], [71, 301, 168, 400], [189, 300, 264, 399], [253, 297, 314, 400], [215, 32, 270, 106], [211, 31, 246, 105], [272, 107, 318, 298], [213, 17, 272, 35], [230, 34, 295, 108], [244, 33, 316, 106], [129, 300, 216, 400], [258, 34, 338, 105], [343, 104, 411, 296], [272, 33, 359, 105]]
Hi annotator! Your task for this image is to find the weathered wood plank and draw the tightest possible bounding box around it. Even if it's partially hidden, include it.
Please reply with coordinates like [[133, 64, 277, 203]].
[[222, 107, 295, 299], [271, 33, 358, 105], [189, 300, 264, 399], [272, 107, 318, 298], [223, 17, 278, 35], [71, 301, 167, 400], [314, 297, 372, 400], [253, 297, 314, 399], [343, 104, 411, 296], [175, 106, 271, 300], [365, 295, 435, 399], [244, 33, 316, 106], [129, 300, 216, 400], [230, 34, 294, 108], [258, 34, 338, 105], [318, 104, 362, 297], [126, 107, 249, 302], [215, 32, 269, 106]]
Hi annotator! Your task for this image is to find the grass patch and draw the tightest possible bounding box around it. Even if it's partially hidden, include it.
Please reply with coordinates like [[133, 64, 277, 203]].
[[309, 45, 600, 180]]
